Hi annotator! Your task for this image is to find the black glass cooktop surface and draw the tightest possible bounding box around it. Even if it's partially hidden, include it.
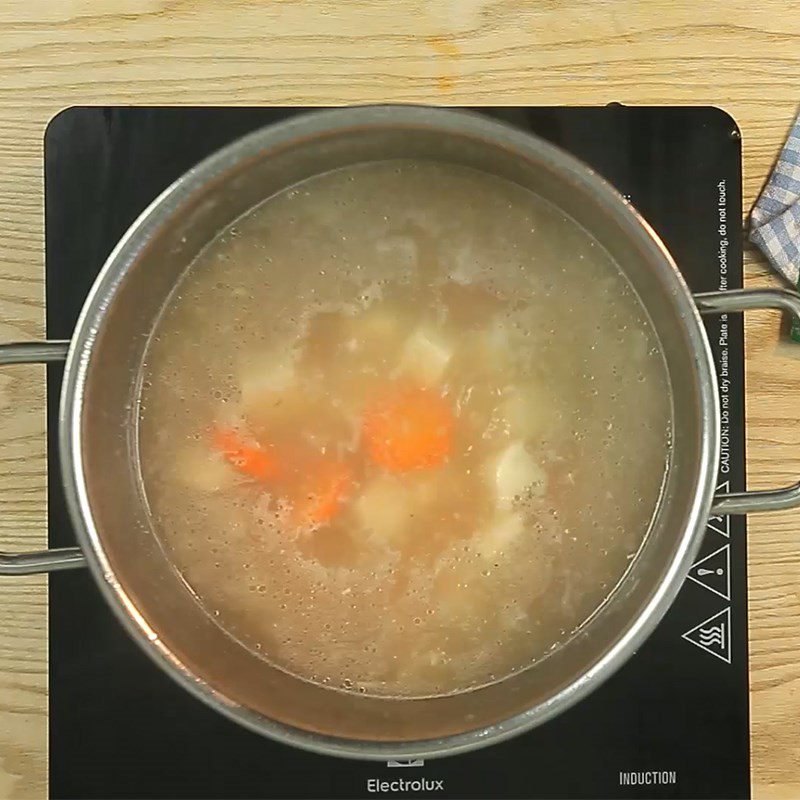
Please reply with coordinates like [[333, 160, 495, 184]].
[[45, 105, 747, 800]]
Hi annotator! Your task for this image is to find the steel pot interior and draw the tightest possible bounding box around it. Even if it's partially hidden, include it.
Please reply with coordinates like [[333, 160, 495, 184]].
[[60, 107, 718, 759]]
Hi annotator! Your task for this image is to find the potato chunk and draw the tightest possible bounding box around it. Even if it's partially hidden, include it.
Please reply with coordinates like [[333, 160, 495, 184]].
[[473, 512, 525, 560], [493, 441, 546, 509], [175, 445, 235, 492], [354, 475, 414, 546], [239, 348, 297, 411], [398, 327, 453, 386]]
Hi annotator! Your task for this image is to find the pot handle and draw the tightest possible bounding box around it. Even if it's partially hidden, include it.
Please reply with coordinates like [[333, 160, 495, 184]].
[[695, 287, 800, 515], [0, 341, 85, 574]]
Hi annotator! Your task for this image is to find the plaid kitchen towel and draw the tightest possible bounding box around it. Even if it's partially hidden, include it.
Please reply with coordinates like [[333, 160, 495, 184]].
[[750, 110, 800, 341]]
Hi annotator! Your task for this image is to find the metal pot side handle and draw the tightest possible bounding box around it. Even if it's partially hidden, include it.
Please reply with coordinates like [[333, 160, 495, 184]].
[[0, 341, 85, 575], [695, 288, 800, 516], [2, 290, 795, 570]]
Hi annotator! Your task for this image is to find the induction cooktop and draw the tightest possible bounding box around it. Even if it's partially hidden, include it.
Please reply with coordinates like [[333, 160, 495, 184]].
[[44, 105, 747, 800]]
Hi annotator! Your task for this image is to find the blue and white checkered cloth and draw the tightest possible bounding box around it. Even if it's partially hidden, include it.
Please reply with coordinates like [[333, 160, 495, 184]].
[[750, 112, 800, 287]]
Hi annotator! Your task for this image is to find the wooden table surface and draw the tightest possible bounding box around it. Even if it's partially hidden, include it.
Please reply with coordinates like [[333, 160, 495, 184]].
[[1, 2, 799, 797]]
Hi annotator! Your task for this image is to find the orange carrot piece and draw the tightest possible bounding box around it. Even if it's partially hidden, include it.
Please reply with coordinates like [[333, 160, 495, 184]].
[[293, 460, 353, 525], [212, 427, 280, 482], [362, 385, 454, 472]]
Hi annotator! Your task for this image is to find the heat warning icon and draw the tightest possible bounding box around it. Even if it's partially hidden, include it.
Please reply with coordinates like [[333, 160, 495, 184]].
[[682, 607, 731, 664]]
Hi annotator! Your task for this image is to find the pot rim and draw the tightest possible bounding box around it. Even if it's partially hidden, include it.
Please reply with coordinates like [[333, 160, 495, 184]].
[[58, 105, 720, 760]]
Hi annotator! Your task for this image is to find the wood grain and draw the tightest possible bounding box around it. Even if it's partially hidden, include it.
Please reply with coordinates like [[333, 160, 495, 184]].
[[0, 1, 799, 796]]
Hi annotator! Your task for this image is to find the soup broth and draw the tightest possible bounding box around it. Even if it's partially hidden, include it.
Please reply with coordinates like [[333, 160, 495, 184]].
[[138, 161, 672, 698]]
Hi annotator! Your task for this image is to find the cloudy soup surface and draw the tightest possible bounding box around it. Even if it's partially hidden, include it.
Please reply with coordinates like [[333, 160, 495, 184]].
[[138, 160, 672, 698]]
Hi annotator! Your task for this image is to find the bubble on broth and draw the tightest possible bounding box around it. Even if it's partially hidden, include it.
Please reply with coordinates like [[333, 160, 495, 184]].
[[137, 160, 672, 699]]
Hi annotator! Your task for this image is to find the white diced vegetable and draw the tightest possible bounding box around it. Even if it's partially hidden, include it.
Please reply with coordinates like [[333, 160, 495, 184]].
[[398, 328, 453, 386], [175, 445, 235, 492], [354, 476, 413, 545], [493, 441, 546, 509], [239, 349, 297, 410], [473, 512, 525, 560]]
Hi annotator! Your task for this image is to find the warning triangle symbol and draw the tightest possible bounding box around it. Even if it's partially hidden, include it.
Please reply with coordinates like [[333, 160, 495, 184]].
[[707, 514, 730, 537], [687, 544, 730, 600], [682, 607, 731, 664], [708, 480, 731, 537]]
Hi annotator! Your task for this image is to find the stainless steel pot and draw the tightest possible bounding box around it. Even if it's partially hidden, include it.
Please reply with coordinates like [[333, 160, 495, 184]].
[[2, 106, 799, 760]]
